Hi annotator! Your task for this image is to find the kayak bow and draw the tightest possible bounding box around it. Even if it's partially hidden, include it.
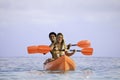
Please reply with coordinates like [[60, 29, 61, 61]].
[[44, 55, 76, 72]]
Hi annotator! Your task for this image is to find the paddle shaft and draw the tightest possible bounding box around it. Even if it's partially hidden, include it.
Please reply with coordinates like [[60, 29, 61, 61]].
[[70, 50, 81, 52], [71, 44, 77, 46]]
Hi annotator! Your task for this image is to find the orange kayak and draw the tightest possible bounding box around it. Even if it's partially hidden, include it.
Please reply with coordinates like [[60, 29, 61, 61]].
[[44, 55, 76, 72]]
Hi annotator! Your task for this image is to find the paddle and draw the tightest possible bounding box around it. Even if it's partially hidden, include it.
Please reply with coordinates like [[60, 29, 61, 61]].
[[70, 48, 93, 55], [27, 45, 93, 55], [27, 45, 51, 54], [71, 40, 91, 48]]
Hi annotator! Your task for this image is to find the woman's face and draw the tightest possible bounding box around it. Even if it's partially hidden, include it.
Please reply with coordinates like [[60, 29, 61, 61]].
[[57, 35, 63, 43]]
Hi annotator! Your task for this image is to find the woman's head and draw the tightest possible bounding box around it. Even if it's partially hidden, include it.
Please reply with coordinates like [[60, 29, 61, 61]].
[[56, 33, 67, 51], [56, 33, 64, 43]]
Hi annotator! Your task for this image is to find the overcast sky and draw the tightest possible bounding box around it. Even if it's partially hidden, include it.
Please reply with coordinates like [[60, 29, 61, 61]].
[[0, 0, 120, 57]]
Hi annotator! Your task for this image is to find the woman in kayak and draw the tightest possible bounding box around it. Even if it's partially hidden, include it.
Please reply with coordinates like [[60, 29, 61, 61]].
[[50, 33, 76, 59]]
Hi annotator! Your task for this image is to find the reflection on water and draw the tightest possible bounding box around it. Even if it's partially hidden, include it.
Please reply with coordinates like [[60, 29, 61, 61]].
[[81, 68, 93, 80]]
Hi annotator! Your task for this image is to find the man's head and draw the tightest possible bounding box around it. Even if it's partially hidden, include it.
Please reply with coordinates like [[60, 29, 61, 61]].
[[49, 32, 56, 43]]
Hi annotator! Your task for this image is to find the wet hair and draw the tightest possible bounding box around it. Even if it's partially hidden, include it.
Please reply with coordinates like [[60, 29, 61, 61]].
[[49, 32, 56, 38]]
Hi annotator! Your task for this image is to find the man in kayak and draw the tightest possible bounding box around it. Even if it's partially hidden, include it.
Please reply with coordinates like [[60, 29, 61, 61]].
[[48, 32, 57, 58], [43, 32, 57, 64]]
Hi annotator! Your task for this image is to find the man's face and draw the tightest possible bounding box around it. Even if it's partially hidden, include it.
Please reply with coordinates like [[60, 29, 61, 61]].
[[50, 34, 56, 42]]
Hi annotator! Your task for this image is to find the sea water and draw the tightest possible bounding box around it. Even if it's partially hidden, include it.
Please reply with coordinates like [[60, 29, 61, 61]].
[[0, 56, 120, 80]]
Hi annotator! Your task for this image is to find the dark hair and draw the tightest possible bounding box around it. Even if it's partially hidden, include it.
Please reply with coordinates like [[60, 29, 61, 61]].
[[49, 32, 56, 38]]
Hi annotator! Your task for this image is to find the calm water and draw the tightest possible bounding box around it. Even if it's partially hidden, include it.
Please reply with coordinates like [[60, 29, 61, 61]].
[[0, 56, 120, 80]]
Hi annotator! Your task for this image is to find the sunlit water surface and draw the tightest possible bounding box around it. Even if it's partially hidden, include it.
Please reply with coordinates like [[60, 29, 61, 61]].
[[0, 57, 120, 80]]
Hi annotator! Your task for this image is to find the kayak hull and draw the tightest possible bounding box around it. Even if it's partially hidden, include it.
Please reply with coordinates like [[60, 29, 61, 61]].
[[44, 55, 76, 71]]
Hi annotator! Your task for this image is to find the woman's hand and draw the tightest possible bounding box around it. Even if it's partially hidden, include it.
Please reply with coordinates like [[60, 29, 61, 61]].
[[67, 43, 72, 49]]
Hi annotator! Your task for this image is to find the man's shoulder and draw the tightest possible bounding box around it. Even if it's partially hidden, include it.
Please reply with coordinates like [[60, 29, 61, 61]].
[[49, 43, 55, 47]]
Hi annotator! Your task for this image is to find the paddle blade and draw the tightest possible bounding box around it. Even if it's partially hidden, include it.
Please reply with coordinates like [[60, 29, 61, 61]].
[[27, 46, 38, 54], [77, 40, 91, 48], [27, 45, 51, 54], [81, 48, 93, 55], [38, 45, 51, 53]]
